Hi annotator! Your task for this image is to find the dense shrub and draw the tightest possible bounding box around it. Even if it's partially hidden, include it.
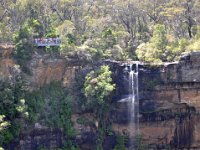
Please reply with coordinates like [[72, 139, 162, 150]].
[[0, 78, 27, 146]]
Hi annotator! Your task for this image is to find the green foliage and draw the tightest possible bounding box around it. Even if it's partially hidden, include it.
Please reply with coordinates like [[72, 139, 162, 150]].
[[188, 39, 200, 51], [166, 26, 200, 61], [62, 140, 80, 150], [150, 24, 167, 51], [136, 42, 162, 63], [58, 20, 76, 55], [0, 22, 12, 42], [186, 27, 200, 51], [45, 28, 58, 38], [166, 38, 189, 61], [84, 65, 115, 107], [59, 25, 127, 63], [0, 116, 9, 132], [76, 117, 86, 125], [2, 0, 200, 63], [135, 134, 148, 150], [26, 81, 75, 136], [25, 82, 79, 149], [0, 78, 27, 146], [13, 20, 35, 73], [136, 24, 200, 62], [114, 136, 127, 150], [102, 28, 117, 49], [136, 24, 167, 63], [84, 66, 115, 149]]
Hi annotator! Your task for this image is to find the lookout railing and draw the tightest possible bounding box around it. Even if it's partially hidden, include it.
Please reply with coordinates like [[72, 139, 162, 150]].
[[34, 38, 60, 46]]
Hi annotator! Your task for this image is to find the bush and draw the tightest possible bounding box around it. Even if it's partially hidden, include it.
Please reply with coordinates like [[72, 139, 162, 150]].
[[114, 136, 127, 150], [136, 24, 167, 63], [26, 82, 75, 136], [84, 65, 115, 108], [0, 78, 27, 146], [13, 20, 35, 74]]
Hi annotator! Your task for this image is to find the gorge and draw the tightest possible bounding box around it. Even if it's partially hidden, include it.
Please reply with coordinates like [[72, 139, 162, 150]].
[[1, 0, 200, 149], [1, 45, 200, 150]]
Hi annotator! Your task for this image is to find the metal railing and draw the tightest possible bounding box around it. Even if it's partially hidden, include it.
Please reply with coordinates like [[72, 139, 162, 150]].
[[34, 38, 60, 46]]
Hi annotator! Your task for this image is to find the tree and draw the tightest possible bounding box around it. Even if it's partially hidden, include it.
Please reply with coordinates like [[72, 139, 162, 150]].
[[13, 20, 35, 73], [114, 136, 127, 150], [0, 115, 9, 149], [1, 0, 200, 61], [84, 65, 115, 149], [0, 78, 28, 146], [112, 0, 149, 56], [0, 115, 9, 132], [84, 65, 115, 108], [136, 24, 168, 62]]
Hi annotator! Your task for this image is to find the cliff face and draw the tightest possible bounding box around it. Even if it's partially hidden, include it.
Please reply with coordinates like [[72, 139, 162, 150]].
[[0, 45, 18, 80], [24, 51, 78, 90], [2, 45, 200, 149], [108, 52, 200, 149], [0, 47, 77, 90]]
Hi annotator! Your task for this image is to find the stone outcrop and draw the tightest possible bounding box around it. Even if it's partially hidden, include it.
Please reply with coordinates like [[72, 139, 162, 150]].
[[0, 45, 19, 81], [24, 51, 78, 90], [110, 101, 197, 149], [0, 47, 77, 90], [7, 129, 63, 150]]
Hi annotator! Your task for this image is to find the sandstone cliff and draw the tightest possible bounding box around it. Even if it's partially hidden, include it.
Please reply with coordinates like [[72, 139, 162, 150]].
[[24, 51, 77, 90], [0, 45, 18, 80], [107, 53, 200, 149], [0, 46, 77, 90], [1, 45, 200, 149]]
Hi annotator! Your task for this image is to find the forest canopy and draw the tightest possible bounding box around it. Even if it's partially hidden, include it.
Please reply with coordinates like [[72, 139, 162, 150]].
[[1, 0, 200, 62]]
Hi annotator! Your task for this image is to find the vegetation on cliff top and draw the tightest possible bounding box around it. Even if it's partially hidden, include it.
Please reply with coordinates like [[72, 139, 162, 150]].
[[1, 0, 200, 63]]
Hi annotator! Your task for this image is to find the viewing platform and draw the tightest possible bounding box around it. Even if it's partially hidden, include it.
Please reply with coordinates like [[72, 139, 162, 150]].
[[34, 38, 61, 46]]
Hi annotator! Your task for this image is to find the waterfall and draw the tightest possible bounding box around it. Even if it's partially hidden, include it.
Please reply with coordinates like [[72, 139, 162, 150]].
[[128, 62, 139, 149]]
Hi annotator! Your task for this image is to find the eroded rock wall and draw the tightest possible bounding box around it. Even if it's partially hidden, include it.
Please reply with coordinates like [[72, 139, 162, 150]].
[[24, 51, 78, 90], [2, 45, 200, 149], [0, 45, 19, 81], [106, 52, 200, 149], [0, 46, 78, 90]]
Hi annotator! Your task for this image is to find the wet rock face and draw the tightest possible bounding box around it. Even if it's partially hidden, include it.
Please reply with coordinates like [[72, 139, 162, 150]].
[[110, 100, 199, 149], [7, 128, 98, 150], [106, 54, 200, 149], [105, 60, 129, 101], [7, 129, 63, 150], [107, 54, 200, 111], [76, 132, 97, 150]]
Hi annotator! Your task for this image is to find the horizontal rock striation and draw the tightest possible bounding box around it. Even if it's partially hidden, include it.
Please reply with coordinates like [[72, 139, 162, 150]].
[[2, 45, 200, 149], [106, 52, 200, 149]]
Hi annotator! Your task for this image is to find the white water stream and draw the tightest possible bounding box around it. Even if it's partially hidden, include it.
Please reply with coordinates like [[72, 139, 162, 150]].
[[128, 62, 139, 149]]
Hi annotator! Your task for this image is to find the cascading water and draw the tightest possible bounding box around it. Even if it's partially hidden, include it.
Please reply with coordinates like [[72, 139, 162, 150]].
[[128, 62, 139, 149]]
